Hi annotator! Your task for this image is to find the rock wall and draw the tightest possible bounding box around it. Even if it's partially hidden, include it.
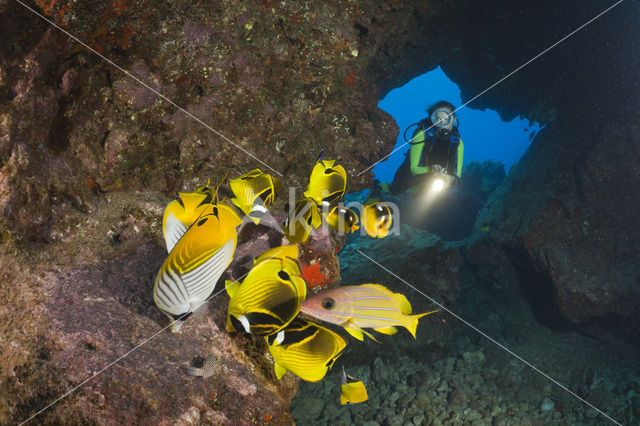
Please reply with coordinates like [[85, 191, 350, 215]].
[[0, 0, 402, 422], [2, 0, 639, 423]]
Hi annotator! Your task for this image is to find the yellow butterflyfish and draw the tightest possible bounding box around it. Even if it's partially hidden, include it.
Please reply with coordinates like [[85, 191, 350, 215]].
[[266, 318, 346, 382], [154, 203, 242, 332], [229, 169, 280, 224], [304, 160, 347, 207], [226, 256, 306, 335], [340, 366, 368, 405], [283, 197, 322, 244], [362, 202, 393, 238], [324, 205, 359, 234]]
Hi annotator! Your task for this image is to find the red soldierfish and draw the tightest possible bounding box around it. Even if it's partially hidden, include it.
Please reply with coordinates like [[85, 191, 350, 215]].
[[300, 284, 437, 341]]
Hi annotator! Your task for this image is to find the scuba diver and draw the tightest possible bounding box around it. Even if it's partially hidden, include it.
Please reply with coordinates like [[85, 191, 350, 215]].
[[390, 101, 464, 195]]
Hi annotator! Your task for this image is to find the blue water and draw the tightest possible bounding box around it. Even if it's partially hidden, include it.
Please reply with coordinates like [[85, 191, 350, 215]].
[[372, 67, 543, 182]]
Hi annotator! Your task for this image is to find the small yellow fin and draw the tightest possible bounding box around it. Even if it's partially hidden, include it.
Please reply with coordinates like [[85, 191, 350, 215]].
[[274, 362, 288, 380], [345, 321, 379, 343], [225, 280, 239, 298], [374, 326, 398, 335], [226, 315, 235, 332], [230, 197, 243, 210], [404, 310, 439, 338], [344, 325, 364, 341], [179, 191, 209, 211]]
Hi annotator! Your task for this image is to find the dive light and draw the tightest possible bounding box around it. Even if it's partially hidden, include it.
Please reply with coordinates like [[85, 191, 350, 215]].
[[431, 178, 445, 192]]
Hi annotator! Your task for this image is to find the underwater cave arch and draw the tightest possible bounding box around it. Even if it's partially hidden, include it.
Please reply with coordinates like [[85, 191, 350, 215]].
[[370, 66, 543, 241]]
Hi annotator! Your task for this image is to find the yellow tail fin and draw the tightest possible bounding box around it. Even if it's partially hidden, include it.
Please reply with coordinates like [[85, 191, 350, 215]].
[[405, 310, 439, 338]]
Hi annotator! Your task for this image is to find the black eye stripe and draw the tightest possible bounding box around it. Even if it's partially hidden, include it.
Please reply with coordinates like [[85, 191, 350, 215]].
[[197, 217, 208, 226], [278, 270, 290, 281]]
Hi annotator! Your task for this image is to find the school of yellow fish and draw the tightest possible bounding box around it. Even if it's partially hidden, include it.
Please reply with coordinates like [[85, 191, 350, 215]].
[[153, 157, 437, 405]]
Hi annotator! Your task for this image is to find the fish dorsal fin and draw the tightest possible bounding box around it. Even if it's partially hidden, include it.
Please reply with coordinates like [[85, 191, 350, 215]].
[[360, 284, 412, 314], [322, 159, 335, 169], [394, 293, 412, 315], [274, 362, 288, 380], [359, 283, 395, 296], [179, 191, 209, 212]]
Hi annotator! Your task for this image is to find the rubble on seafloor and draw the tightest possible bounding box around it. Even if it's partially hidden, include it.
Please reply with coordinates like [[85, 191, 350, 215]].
[[292, 335, 640, 426]]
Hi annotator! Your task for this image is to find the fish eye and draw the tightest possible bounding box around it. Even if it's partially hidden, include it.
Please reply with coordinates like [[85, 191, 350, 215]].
[[278, 270, 290, 281], [324, 168, 334, 174], [321, 298, 335, 310], [197, 217, 208, 226]]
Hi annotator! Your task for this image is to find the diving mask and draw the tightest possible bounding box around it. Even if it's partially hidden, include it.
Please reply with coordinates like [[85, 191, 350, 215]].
[[431, 108, 455, 128]]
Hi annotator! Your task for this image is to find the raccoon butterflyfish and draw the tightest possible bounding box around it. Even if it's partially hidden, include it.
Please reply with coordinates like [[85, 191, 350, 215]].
[[254, 244, 299, 264], [324, 205, 359, 234], [229, 169, 281, 224], [304, 160, 347, 207], [362, 202, 393, 238], [283, 197, 322, 244], [340, 366, 368, 405], [226, 256, 306, 335], [300, 284, 438, 341], [154, 203, 242, 332], [162, 184, 214, 253], [266, 318, 347, 382]]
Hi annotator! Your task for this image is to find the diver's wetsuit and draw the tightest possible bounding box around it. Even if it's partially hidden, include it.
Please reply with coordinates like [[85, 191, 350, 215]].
[[390, 119, 464, 195]]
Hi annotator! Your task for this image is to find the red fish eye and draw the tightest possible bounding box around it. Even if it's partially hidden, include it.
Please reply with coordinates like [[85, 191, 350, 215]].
[[321, 298, 335, 310]]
